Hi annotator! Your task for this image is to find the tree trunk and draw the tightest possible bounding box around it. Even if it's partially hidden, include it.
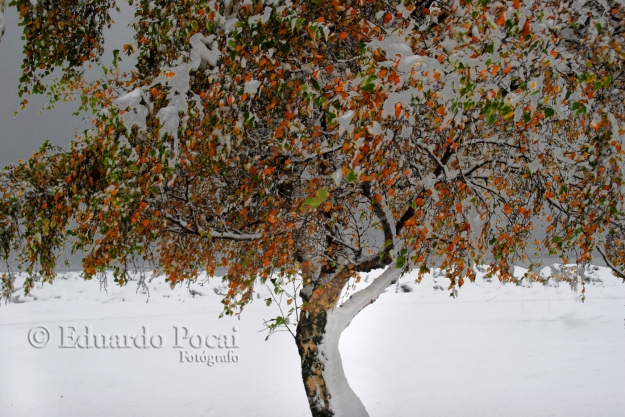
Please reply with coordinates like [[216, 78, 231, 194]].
[[295, 307, 369, 417]]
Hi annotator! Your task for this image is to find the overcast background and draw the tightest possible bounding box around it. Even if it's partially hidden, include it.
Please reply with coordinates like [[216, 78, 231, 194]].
[[0, 4, 134, 169], [0, 6, 78, 168]]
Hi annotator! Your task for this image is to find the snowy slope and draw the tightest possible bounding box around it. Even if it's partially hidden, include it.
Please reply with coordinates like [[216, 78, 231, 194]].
[[0, 266, 623, 417]]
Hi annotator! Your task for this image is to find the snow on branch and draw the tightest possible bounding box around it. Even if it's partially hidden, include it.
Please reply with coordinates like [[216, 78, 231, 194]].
[[334, 266, 403, 329], [164, 214, 262, 241]]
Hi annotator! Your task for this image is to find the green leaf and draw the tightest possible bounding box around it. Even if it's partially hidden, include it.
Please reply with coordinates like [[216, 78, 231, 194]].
[[316, 188, 329, 201], [303, 188, 330, 208], [522, 112, 532, 123], [543, 107, 555, 118], [360, 83, 375, 93]]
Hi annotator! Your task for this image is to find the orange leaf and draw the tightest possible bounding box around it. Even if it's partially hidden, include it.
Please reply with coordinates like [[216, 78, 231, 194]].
[[394, 102, 402, 118], [339, 31, 348, 41], [522, 20, 531, 36], [503, 204, 512, 215], [495, 13, 506, 26]]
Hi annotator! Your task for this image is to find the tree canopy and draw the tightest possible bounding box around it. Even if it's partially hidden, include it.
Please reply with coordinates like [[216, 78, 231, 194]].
[[1, 0, 624, 414], [2, 0, 624, 300]]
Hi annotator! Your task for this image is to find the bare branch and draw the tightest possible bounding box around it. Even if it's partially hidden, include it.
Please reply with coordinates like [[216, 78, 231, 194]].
[[597, 246, 625, 280]]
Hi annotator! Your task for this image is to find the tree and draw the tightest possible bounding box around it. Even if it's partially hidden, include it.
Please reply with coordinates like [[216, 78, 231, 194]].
[[1, 0, 624, 415]]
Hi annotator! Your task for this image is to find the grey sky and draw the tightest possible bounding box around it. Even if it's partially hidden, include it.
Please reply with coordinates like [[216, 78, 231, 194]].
[[0, 6, 78, 168], [0, 4, 134, 169]]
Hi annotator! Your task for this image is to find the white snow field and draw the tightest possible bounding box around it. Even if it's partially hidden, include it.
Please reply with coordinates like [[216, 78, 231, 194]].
[[0, 265, 623, 417]]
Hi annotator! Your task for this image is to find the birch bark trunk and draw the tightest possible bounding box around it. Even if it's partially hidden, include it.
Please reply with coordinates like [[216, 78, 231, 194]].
[[295, 307, 369, 417], [295, 265, 403, 416]]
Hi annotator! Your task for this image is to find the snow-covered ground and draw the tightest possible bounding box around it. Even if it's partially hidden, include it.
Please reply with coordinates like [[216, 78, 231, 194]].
[[0, 265, 623, 417]]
